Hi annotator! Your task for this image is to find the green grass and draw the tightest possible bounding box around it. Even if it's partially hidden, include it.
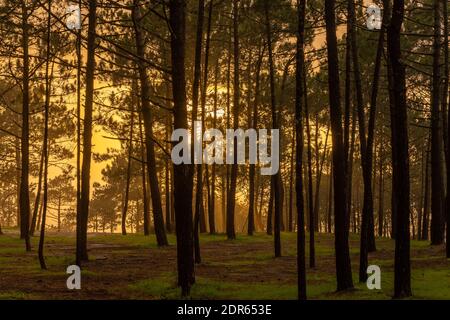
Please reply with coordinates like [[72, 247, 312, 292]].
[[130, 275, 298, 300], [1, 231, 450, 300]]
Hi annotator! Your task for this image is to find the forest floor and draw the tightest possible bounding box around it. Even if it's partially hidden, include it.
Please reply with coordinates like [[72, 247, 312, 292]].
[[0, 229, 449, 300]]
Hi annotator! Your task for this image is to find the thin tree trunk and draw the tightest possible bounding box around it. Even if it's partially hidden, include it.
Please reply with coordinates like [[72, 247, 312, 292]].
[[226, 0, 240, 240], [121, 89, 136, 236], [192, 0, 205, 264], [139, 112, 150, 236], [267, 180, 274, 235], [248, 44, 264, 236], [132, 0, 168, 246], [288, 128, 295, 232], [324, 0, 354, 291], [76, 0, 82, 248], [422, 143, 431, 240], [39, 0, 52, 269], [444, 0, 450, 258], [327, 164, 333, 233], [265, 3, 283, 253], [165, 115, 172, 233], [198, 0, 213, 236], [313, 120, 330, 234], [19, 0, 31, 252], [77, 0, 97, 265], [209, 59, 219, 235], [295, 0, 307, 300], [378, 132, 384, 238], [430, 0, 445, 245], [30, 141, 44, 236], [387, 0, 412, 298], [304, 89, 315, 267], [169, 0, 195, 296]]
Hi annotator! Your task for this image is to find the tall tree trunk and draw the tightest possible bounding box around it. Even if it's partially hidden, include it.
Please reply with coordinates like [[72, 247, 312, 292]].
[[139, 112, 150, 236], [192, 0, 205, 263], [30, 127, 45, 237], [288, 128, 295, 232], [295, 0, 307, 300], [304, 88, 315, 267], [248, 45, 264, 236], [422, 142, 431, 240], [15, 136, 21, 229], [19, 0, 31, 252], [378, 130, 384, 238], [225, 22, 232, 235], [198, 0, 213, 236], [76, 0, 82, 247], [121, 89, 136, 236], [327, 165, 333, 233], [208, 59, 220, 235], [324, 0, 354, 291], [226, 0, 240, 240], [165, 114, 172, 233], [430, 0, 445, 245], [77, 0, 96, 265], [39, 0, 52, 269], [264, 0, 281, 258], [387, 0, 412, 298], [132, 0, 168, 246], [444, 0, 450, 258], [169, 0, 195, 296], [267, 180, 274, 235]]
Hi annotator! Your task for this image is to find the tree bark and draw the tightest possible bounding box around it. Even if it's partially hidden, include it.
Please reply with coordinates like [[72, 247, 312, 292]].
[[264, 0, 281, 258], [169, 0, 195, 296], [132, 0, 168, 246], [77, 0, 97, 265], [324, 0, 354, 291], [430, 0, 445, 245], [39, 0, 52, 270], [248, 44, 264, 236], [304, 86, 315, 267], [138, 112, 150, 236], [19, 0, 31, 252], [226, 0, 240, 240], [121, 88, 136, 236], [192, 0, 205, 264], [387, 0, 412, 298], [444, 0, 450, 258], [295, 0, 307, 300]]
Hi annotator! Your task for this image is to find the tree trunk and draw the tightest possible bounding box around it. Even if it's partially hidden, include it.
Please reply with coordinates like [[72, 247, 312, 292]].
[[295, 0, 307, 300], [288, 128, 295, 233], [387, 0, 412, 298], [304, 87, 315, 267], [169, 0, 195, 296], [132, 0, 168, 246], [264, 0, 281, 258], [121, 88, 136, 236], [430, 0, 445, 245], [444, 0, 450, 258], [192, 0, 205, 264], [19, 0, 31, 252], [77, 0, 97, 265], [248, 45, 264, 236], [165, 115, 172, 233], [422, 144, 431, 240], [324, 0, 354, 291], [267, 180, 274, 235], [39, 0, 52, 270], [30, 139, 44, 236], [226, 0, 240, 240], [139, 112, 150, 236]]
